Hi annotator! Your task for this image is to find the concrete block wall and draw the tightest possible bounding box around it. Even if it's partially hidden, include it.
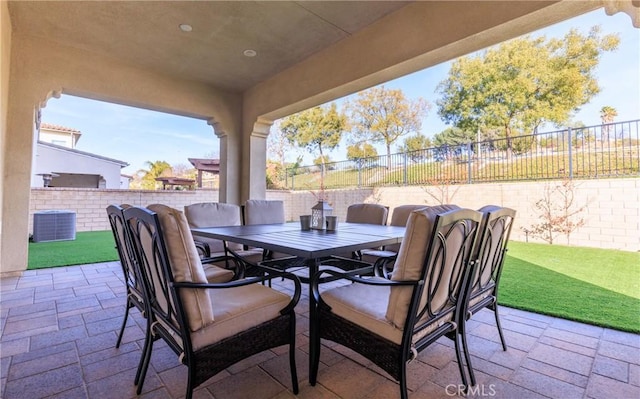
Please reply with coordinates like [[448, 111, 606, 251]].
[[29, 188, 219, 233], [29, 178, 639, 251]]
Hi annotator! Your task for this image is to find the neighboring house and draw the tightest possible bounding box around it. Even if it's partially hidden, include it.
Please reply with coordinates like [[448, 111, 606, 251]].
[[32, 123, 129, 189]]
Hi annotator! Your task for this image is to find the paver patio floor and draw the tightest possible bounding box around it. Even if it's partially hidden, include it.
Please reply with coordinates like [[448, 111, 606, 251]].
[[1, 262, 638, 398]]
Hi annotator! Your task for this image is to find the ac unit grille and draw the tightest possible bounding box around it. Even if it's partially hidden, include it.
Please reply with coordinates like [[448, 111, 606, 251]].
[[33, 210, 77, 243]]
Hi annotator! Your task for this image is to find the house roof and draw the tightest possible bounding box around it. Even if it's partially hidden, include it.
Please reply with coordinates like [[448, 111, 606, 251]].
[[40, 123, 81, 134], [38, 141, 129, 168]]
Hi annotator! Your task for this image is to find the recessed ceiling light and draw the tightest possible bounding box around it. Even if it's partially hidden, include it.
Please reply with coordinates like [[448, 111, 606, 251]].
[[243, 49, 257, 57], [179, 24, 192, 32]]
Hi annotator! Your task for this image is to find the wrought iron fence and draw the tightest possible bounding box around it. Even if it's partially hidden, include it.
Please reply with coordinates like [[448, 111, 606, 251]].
[[284, 119, 640, 190]]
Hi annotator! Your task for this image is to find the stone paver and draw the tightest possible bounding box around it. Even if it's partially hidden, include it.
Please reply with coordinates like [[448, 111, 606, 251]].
[[0, 263, 638, 399]]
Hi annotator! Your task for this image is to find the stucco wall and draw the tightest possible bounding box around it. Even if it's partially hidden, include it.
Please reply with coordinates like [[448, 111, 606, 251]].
[[0, 1, 12, 275], [29, 178, 639, 252], [33, 144, 124, 188]]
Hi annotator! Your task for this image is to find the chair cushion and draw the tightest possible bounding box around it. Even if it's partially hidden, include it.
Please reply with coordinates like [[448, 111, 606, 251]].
[[184, 202, 243, 252], [345, 203, 389, 225], [322, 281, 453, 345], [244, 200, 285, 225], [322, 282, 402, 344], [148, 204, 215, 331], [190, 283, 291, 350], [202, 264, 235, 283], [379, 205, 428, 253], [386, 204, 460, 329]]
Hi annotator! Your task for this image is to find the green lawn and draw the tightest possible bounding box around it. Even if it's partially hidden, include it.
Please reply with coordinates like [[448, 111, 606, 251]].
[[28, 231, 118, 269], [500, 241, 640, 333], [27, 232, 640, 332]]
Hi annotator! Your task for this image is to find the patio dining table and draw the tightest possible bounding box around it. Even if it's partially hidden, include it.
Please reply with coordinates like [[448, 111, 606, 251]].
[[191, 221, 406, 380]]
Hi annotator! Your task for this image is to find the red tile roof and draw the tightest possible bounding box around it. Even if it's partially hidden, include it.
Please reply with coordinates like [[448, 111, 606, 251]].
[[40, 123, 81, 133]]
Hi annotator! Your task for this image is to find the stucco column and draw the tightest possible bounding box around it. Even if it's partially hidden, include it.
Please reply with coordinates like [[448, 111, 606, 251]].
[[603, 0, 640, 27], [245, 118, 272, 201], [210, 119, 241, 205]]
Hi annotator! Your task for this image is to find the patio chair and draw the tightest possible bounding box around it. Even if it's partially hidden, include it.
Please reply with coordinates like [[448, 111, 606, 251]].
[[347, 203, 389, 258], [184, 202, 264, 272], [361, 205, 457, 270], [106, 204, 150, 388], [340, 204, 461, 279], [459, 205, 516, 386], [124, 204, 301, 399], [309, 206, 483, 399]]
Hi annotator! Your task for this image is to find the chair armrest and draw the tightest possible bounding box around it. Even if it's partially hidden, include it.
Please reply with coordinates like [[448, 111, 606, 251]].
[[173, 268, 302, 314], [373, 255, 397, 279], [194, 240, 211, 258], [201, 254, 246, 280], [310, 268, 419, 306]]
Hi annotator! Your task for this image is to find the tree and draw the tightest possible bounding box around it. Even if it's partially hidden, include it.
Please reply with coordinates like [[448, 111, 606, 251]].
[[527, 179, 586, 245], [347, 86, 430, 168], [280, 103, 346, 171], [599, 105, 618, 141], [432, 127, 475, 147], [437, 26, 619, 153], [398, 134, 431, 163], [346, 143, 378, 160], [313, 155, 331, 166], [267, 120, 292, 167], [136, 160, 172, 190]]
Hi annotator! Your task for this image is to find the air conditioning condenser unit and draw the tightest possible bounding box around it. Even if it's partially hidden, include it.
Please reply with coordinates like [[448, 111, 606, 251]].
[[33, 210, 77, 243]]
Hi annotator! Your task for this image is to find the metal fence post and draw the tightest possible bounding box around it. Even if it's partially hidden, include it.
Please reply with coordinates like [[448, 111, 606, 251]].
[[467, 142, 472, 184], [403, 152, 408, 185], [567, 127, 573, 179], [357, 160, 362, 188]]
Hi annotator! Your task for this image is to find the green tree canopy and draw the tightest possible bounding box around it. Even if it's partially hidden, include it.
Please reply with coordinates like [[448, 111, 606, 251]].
[[436, 26, 619, 152], [280, 103, 346, 169], [346, 143, 378, 160], [347, 86, 430, 167], [432, 127, 475, 147], [136, 160, 172, 190], [398, 134, 432, 163]]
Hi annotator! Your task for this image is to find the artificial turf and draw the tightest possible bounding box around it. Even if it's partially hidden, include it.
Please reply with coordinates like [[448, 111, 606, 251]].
[[26, 232, 640, 332]]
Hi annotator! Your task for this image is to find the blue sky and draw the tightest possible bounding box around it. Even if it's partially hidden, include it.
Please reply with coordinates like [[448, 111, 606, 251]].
[[41, 8, 639, 174]]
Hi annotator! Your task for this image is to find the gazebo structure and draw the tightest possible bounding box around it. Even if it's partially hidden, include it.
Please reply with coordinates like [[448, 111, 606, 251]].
[[188, 158, 220, 188], [1, 1, 638, 273]]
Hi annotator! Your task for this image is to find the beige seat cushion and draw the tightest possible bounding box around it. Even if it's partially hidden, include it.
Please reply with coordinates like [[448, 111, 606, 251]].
[[345, 203, 389, 225], [322, 282, 401, 343], [202, 264, 235, 283], [191, 283, 291, 350], [148, 204, 215, 331], [244, 200, 285, 225], [322, 280, 453, 345], [386, 204, 460, 329], [184, 202, 243, 252], [361, 205, 427, 257]]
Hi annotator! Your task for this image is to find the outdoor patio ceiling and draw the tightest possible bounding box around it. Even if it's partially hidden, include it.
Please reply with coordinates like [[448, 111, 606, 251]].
[[1, 1, 636, 273], [6, 1, 410, 92]]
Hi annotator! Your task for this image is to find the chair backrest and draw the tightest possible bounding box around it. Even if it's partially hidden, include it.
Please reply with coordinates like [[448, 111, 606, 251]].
[[106, 204, 145, 305], [469, 205, 516, 301], [386, 206, 482, 340], [125, 205, 214, 340], [384, 204, 458, 254], [244, 200, 285, 225], [184, 202, 243, 252], [389, 205, 427, 227], [345, 203, 389, 225]]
